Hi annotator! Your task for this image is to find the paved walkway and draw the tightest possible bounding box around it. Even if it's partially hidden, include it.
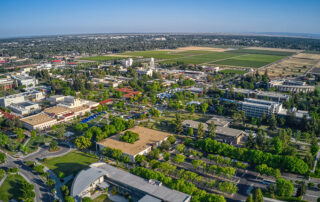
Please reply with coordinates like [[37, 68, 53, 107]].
[[0, 174, 7, 187]]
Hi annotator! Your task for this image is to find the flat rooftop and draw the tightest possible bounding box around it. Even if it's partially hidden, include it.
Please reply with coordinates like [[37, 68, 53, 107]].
[[21, 113, 56, 126], [98, 126, 171, 156], [94, 163, 191, 202], [44, 106, 69, 115]]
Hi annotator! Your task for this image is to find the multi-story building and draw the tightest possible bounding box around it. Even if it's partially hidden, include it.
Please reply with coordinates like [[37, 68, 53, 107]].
[[238, 98, 282, 117], [121, 58, 133, 67], [0, 78, 15, 90], [8, 101, 41, 116], [12, 74, 38, 88]]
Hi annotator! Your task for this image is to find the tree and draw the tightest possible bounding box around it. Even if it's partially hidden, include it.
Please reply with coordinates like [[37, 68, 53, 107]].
[[75, 136, 92, 150], [253, 188, 263, 202], [168, 136, 176, 144], [49, 140, 59, 151], [16, 128, 25, 142], [30, 130, 37, 139], [0, 133, 8, 147], [176, 144, 185, 153], [208, 121, 216, 139], [188, 128, 194, 136], [0, 153, 6, 163], [172, 154, 186, 164], [275, 178, 294, 197], [65, 196, 75, 202], [201, 103, 208, 114], [82, 197, 92, 202], [175, 114, 183, 135], [197, 123, 204, 139], [272, 137, 283, 154], [192, 160, 203, 170], [268, 114, 277, 130], [246, 194, 253, 202]]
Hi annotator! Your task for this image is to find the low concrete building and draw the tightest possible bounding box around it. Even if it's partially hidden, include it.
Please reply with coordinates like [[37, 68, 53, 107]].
[[97, 126, 171, 162], [269, 80, 315, 93], [71, 162, 191, 202], [21, 113, 57, 130], [8, 101, 41, 116], [0, 78, 15, 90], [182, 120, 246, 145]]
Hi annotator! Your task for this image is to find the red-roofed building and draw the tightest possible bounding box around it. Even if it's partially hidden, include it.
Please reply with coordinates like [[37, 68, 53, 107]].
[[52, 60, 63, 63], [0, 60, 6, 63], [67, 62, 78, 65], [116, 87, 141, 99], [99, 99, 113, 105]]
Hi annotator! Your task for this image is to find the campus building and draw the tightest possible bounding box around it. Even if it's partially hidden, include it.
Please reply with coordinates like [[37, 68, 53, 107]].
[[97, 126, 171, 162], [12, 74, 38, 88], [71, 162, 191, 202], [268, 79, 315, 93], [238, 98, 282, 118], [21, 113, 57, 130], [226, 88, 291, 102], [182, 120, 246, 145], [0, 78, 15, 90]]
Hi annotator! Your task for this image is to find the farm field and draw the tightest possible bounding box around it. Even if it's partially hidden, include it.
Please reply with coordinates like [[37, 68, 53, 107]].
[[43, 150, 98, 177], [211, 54, 285, 68], [80, 55, 128, 61], [81, 47, 297, 68], [259, 52, 320, 77], [227, 48, 295, 56], [119, 50, 182, 59], [219, 69, 248, 75]]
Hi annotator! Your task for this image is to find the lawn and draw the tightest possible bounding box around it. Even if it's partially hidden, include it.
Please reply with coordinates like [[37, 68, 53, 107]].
[[26, 135, 53, 154], [0, 174, 28, 202], [120, 50, 182, 59], [43, 150, 98, 177], [220, 69, 248, 75], [93, 194, 112, 202], [80, 56, 127, 61]]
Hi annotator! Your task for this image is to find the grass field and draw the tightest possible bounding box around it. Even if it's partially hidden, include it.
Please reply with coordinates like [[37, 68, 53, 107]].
[[43, 150, 98, 177], [80, 56, 127, 61], [120, 50, 182, 59], [227, 48, 295, 56], [219, 69, 248, 74], [0, 174, 28, 201], [211, 54, 285, 68], [106, 47, 295, 68], [162, 52, 242, 64]]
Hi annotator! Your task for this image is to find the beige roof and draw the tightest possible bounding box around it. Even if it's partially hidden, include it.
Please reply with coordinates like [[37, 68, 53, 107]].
[[44, 106, 69, 115], [70, 105, 89, 113], [21, 113, 56, 126], [98, 126, 171, 156]]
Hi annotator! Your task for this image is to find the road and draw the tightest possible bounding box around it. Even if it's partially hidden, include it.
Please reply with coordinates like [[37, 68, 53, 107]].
[[1, 142, 71, 202]]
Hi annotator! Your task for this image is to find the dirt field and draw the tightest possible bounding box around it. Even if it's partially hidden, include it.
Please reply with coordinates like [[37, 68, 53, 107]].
[[245, 47, 300, 52], [259, 53, 320, 78]]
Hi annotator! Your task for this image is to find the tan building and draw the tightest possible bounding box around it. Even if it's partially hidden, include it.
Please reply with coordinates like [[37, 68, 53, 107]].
[[97, 126, 172, 162], [21, 113, 57, 131], [182, 120, 246, 145]]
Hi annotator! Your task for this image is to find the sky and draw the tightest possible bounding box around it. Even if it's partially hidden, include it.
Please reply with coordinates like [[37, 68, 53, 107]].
[[1, 0, 320, 38]]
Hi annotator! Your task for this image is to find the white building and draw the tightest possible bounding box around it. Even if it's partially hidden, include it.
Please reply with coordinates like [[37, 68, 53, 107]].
[[137, 68, 153, 77], [239, 98, 282, 117], [8, 101, 41, 116], [269, 79, 315, 93], [12, 74, 38, 88], [121, 58, 133, 68], [36, 63, 52, 70], [150, 57, 155, 68]]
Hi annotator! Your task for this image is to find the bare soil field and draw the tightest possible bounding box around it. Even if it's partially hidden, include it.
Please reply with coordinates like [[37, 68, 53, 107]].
[[245, 47, 299, 52], [259, 53, 320, 78]]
